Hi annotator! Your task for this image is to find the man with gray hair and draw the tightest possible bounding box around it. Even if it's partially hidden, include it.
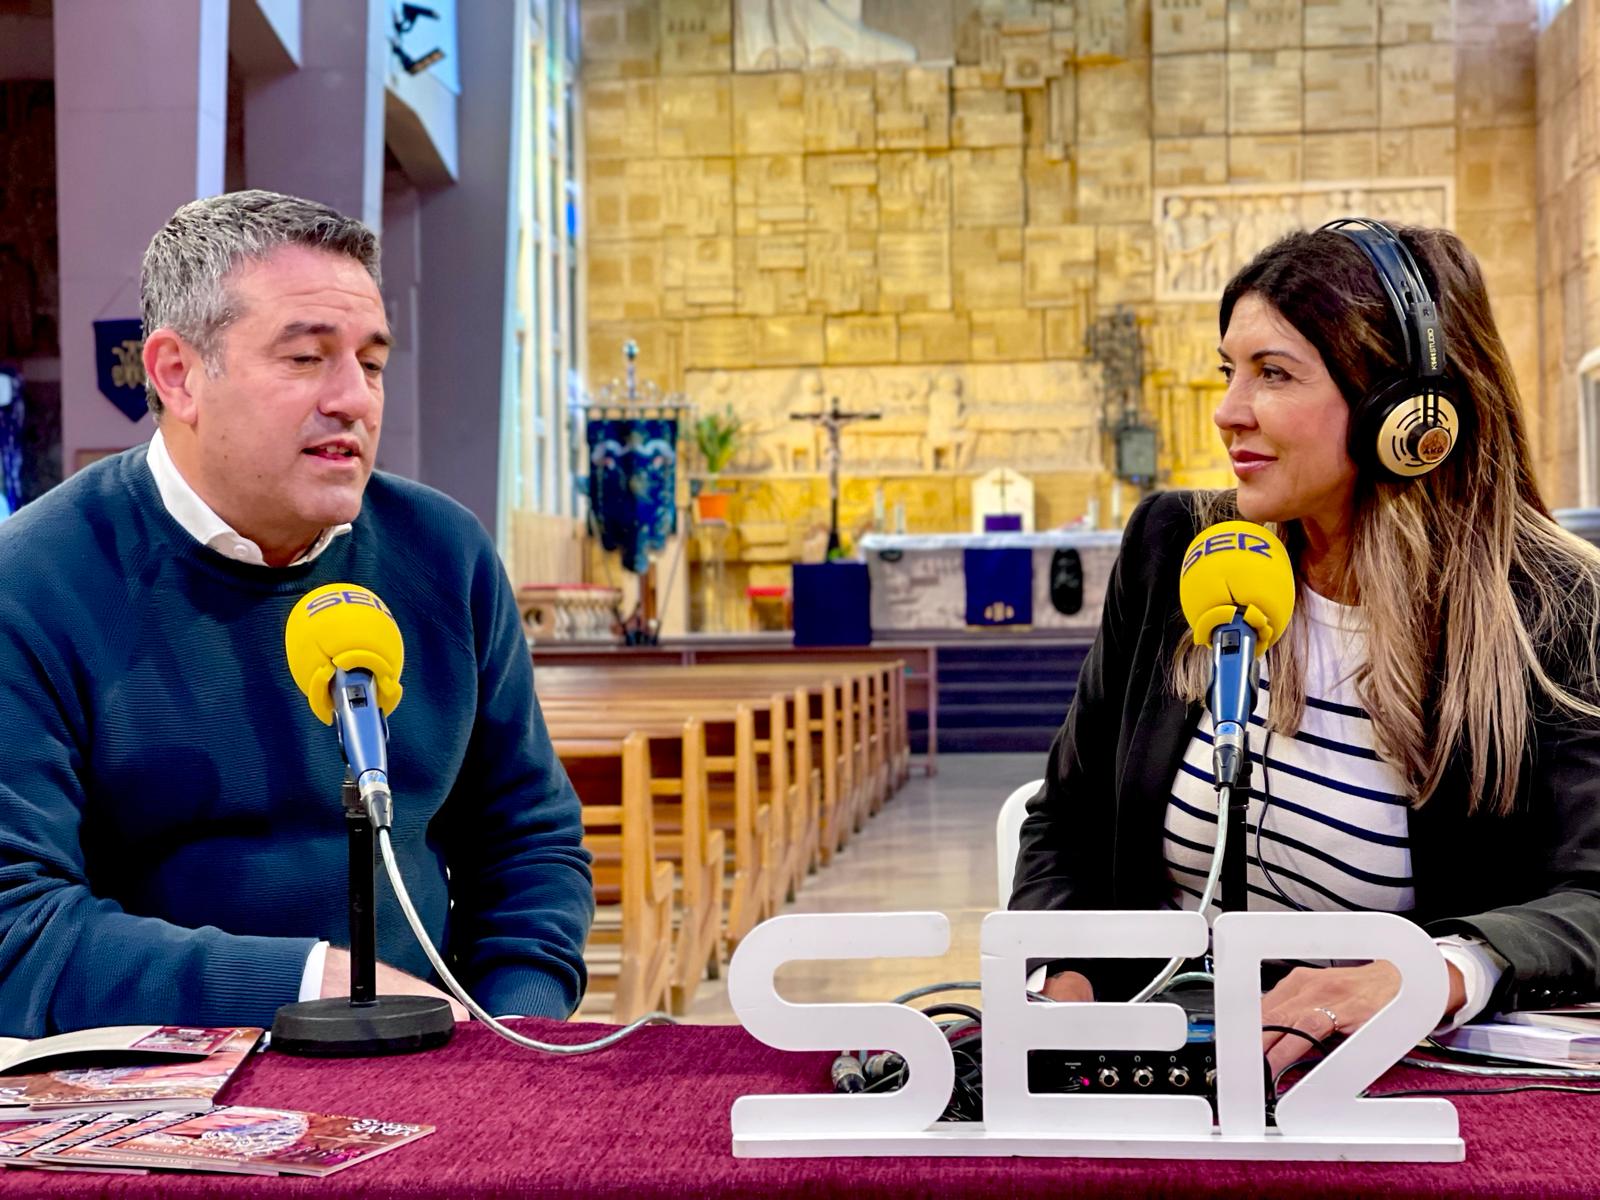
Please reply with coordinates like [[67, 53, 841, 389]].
[[0, 190, 594, 1035]]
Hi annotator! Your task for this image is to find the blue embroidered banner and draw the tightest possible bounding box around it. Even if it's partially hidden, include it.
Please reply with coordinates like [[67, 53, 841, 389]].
[[93, 319, 149, 423], [964, 547, 1033, 627], [586, 417, 678, 575]]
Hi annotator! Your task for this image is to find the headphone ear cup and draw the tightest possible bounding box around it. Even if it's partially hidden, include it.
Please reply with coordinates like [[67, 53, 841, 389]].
[[1348, 379, 1399, 479], [1349, 378, 1461, 482]]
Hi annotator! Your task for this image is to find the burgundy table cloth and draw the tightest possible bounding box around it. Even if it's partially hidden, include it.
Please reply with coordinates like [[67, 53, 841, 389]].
[[0, 1019, 1594, 1198]]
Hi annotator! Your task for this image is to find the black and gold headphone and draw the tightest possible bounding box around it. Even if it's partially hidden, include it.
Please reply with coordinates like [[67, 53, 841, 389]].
[[1319, 217, 1461, 481]]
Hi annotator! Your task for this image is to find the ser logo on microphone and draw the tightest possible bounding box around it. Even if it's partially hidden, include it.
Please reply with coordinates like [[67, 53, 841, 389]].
[[304, 589, 394, 619], [1181, 530, 1274, 576]]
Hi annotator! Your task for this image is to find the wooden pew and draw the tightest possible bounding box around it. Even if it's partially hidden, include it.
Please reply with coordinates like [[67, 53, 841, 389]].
[[672, 660, 905, 813], [546, 696, 770, 951], [530, 642, 928, 778], [546, 712, 725, 1014], [554, 732, 674, 1024], [540, 661, 908, 965], [630, 658, 907, 798], [622, 670, 836, 875], [652, 662, 901, 846], [542, 660, 902, 872], [542, 676, 817, 916]]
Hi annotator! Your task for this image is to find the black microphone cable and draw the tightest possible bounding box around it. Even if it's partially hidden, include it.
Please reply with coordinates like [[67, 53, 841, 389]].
[[830, 996, 989, 1119], [1255, 730, 1308, 913]]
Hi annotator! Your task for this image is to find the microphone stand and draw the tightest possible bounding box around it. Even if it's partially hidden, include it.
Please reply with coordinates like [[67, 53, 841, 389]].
[[1219, 760, 1251, 915], [271, 771, 455, 1056], [1210, 612, 1258, 916]]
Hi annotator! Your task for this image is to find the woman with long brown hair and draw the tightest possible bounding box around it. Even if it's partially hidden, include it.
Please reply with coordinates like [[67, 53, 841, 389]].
[[1010, 220, 1600, 1075]]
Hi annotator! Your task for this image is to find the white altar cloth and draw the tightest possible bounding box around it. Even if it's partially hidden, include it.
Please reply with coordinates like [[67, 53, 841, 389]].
[[857, 530, 1124, 634]]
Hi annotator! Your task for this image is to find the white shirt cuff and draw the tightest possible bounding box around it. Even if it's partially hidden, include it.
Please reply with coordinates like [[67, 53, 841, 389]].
[[1432, 935, 1505, 1033], [299, 941, 330, 1002], [1026, 965, 1048, 993]]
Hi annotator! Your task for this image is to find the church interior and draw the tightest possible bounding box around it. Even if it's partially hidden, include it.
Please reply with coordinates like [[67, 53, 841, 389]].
[[570, 0, 1551, 652], [552, 0, 1579, 1023], [1, 0, 1594, 1025]]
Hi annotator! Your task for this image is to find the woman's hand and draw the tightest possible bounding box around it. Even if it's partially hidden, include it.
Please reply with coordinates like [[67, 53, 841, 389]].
[[1260, 959, 1467, 1078]]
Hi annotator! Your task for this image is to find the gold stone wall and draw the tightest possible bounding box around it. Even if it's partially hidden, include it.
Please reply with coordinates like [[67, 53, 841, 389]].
[[579, 0, 1543, 628], [1536, 0, 1598, 506]]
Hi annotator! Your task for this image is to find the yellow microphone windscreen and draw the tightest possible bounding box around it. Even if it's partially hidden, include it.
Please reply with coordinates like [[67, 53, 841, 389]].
[[285, 584, 405, 726], [1178, 521, 1295, 652]]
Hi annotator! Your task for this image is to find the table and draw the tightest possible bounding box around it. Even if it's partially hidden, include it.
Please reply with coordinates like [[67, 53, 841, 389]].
[[3, 1020, 1594, 1197], [858, 531, 1123, 635]]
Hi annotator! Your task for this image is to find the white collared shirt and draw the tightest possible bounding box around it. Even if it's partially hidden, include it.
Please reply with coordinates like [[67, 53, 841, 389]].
[[146, 429, 351, 567], [145, 427, 344, 1001]]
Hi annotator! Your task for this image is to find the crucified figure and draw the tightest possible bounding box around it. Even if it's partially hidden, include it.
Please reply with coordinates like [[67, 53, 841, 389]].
[[791, 395, 881, 557]]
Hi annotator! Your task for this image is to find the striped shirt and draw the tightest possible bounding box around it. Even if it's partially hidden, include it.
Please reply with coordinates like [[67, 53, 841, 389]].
[[1163, 588, 1417, 919], [1028, 581, 1503, 1025]]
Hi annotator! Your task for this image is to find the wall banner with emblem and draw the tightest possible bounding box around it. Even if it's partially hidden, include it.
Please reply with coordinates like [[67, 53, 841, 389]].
[[93, 319, 148, 422], [964, 547, 1033, 627], [585, 416, 679, 575]]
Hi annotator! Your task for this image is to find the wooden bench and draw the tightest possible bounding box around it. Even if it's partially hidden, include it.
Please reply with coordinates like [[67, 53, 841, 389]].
[[538, 660, 911, 1014], [546, 712, 725, 1014], [529, 641, 932, 775], [645, 661, 904, 846], [543, 675, 820, 916], [542, 659, 907, 873], [546, 696, 770, 953], [641, 659, 905, 799], [553, 732, 675, 1024]]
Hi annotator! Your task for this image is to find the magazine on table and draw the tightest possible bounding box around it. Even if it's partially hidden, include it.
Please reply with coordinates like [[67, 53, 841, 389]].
[[53, 1106, 435, 1177], [1496, 1003, 1600, 1036], [1434, 1018, 1600, 1064], [0, 1026, 262, 1115], [0, 1111, 155, 1173]]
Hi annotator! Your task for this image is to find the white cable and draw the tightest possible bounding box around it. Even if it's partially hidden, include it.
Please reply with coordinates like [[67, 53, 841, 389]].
[[1024, 787, 1232, 1006], [376, 825, 676, 1055], [1127, 783, 1232, 1004]]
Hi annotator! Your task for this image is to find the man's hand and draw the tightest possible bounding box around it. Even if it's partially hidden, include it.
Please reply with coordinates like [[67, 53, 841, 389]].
[[1260, 959, 1467, 1078], [320, 947, 469, 1022], [1040, 970, 1095, 1002]]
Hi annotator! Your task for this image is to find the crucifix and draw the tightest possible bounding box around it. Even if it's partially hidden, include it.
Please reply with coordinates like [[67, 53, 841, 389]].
[[972, 466, 1035, 534], [791, 396, 882, 557], [991, 469, 1020, 513]]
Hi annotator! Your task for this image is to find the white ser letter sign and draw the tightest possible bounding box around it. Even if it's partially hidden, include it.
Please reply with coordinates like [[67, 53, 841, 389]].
[[729, 910, 1462, 1163]]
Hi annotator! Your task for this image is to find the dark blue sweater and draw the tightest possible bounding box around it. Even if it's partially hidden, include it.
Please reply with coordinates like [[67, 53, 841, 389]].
[[0, 447, 593, 1035]]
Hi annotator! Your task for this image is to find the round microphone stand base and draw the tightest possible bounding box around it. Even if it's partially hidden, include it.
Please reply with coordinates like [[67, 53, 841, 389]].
[[271, 995, 454, 1057]]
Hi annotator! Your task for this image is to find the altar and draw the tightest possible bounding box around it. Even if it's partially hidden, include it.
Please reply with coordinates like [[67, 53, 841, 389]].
[[858, 530, 1124, 635]]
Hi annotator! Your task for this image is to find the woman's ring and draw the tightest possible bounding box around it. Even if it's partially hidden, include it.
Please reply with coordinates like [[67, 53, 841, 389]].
[[1313, 1005, 1341, 1035]]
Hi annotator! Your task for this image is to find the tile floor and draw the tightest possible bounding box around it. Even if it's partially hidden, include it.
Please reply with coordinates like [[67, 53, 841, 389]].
[[680, 752, 1047, 1024]]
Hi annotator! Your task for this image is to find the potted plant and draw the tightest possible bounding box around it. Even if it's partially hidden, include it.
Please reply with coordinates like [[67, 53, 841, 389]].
[[693, 404, 742, 522]]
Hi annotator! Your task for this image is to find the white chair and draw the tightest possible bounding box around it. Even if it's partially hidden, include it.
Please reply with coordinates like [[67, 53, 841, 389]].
[[995, 778, 1045, 910]]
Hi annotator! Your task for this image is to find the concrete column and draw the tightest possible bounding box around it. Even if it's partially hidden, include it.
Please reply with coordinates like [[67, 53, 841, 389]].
[[378, 168, 422, 481], [416, 0, 521, 540], [54, 0, 228, 473], [241, 0, 386, 229]]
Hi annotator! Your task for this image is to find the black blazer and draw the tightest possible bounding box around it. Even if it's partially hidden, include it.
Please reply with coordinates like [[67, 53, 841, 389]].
[[1010, 490, 1600, 1012]]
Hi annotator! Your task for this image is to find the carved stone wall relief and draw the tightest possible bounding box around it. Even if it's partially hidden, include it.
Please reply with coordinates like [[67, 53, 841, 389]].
[[1155, 180, 1453, 302]]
